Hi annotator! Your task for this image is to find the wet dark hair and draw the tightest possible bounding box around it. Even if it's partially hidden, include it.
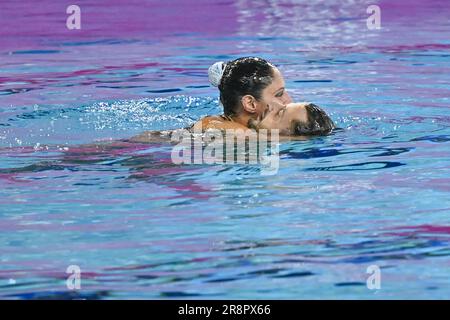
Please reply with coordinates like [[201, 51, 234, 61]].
[[218, 57, 275, 117], [292, 103, 335, 135]]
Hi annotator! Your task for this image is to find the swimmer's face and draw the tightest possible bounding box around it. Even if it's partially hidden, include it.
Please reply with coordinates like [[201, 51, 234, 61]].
[[244, 67, 293, 117], [262, 67, 293, 107], [254, 102, 335, 136]]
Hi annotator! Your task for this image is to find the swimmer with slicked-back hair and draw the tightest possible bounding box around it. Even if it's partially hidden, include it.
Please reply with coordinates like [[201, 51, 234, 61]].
[[130, 57, 335, 143], [191, 57, 335, 135]]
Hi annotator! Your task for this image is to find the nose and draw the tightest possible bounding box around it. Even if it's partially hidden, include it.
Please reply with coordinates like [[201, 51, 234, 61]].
[[283, 92, 293, 104]]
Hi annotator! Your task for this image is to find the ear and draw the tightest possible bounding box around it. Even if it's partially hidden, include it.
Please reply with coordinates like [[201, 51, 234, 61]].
[[241, 95, 258, 114]]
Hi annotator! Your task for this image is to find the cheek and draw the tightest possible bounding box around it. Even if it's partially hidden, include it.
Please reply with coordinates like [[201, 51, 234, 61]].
[[272, 93, 291, 105], [256, 102, 268, 116], [255, 97, 271, 115], [261, 89, 276, 104]]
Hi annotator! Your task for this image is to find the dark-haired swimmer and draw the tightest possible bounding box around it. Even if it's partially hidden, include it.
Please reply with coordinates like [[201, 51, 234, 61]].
[[190, 56, 334, 136], [129, 57, 334, 143]]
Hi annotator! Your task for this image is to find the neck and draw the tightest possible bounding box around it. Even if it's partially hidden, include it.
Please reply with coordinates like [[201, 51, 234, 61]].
[[231, 113, 253, 128]]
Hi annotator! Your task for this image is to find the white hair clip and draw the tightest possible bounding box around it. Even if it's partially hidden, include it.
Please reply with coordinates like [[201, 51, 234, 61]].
[[208, 61, 226, 87]]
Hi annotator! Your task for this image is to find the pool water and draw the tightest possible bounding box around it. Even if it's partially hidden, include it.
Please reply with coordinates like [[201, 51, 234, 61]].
[[1, 0, 450, 299]]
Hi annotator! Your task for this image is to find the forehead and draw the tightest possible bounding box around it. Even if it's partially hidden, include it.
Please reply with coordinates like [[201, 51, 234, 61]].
[[266, 67, 285, 92]]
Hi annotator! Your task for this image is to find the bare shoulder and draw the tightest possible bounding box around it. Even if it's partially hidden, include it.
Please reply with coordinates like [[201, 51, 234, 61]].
[[191, 115, 248, 131]]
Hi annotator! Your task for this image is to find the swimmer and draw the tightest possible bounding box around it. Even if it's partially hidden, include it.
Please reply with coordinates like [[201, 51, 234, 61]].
[[130, 57, 335, 143], [191, 57, 335, 135]]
